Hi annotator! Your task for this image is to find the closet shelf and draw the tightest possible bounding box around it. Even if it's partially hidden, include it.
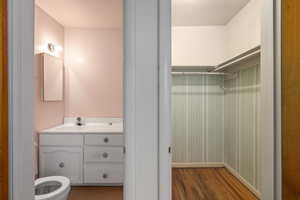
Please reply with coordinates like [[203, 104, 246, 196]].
[[172, 71, 229, 76], [172, 65, 215, 72], [222, 84, 261, 91], [213, 46, 261, 72], [171, 46, 261, 75], [172, 46, 261, 75]]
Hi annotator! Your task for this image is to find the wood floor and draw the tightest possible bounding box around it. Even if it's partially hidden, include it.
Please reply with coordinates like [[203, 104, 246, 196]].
[[68, 186, 123, 200], [173, 168, 257, 200], [68, 168, 257, 200]]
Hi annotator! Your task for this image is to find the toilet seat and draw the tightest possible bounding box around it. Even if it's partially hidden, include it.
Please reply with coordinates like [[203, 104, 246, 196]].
[[35, 176, 70, 200]]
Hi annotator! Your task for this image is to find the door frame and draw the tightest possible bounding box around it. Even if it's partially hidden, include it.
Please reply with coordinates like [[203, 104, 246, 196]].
[[9, 0, 162, 200], [124, 0, 160, 200], [158, 0, 172, 200], [261, 0, 281, 199], [8, 0, 35, 199]]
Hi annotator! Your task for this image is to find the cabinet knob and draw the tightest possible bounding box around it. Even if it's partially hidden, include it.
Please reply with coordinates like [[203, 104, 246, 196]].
[[102, 173, 108, 179], [102, 152, 109, 158], [103, 137, 109, 143], [59, 162, 65, 168]]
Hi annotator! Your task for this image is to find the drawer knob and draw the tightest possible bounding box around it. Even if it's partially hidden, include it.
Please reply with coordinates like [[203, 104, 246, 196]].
[[103, 137, 109, 143], [102, 152, 109, 158], [59, 162, 65, 168], [102, 173, 108, 179]]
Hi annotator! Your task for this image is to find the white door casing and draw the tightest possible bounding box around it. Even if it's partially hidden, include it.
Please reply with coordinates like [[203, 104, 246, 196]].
[[159, 0, 172, 200], [8, 0, 35, 199], [124, 0, 159, 200]]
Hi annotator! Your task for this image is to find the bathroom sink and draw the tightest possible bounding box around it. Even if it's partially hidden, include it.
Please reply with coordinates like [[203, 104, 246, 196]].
[[56, 123, 109, 129], [55, 126, 86, 131], [42, 122, 123, 133]]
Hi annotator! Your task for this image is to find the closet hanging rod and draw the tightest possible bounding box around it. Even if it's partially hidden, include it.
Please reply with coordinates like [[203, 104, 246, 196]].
[[172, 65, 215, 69], [172, 72, 229, 75], [222, 84, 261, 91], [213, 46, 261, 72]]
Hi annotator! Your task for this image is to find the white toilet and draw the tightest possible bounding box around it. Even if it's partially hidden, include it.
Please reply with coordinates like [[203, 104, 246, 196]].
[[35, 176, 70, 200]]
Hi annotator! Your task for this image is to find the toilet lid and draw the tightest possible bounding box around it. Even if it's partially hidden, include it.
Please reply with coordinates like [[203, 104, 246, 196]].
[[35, 176, 70, 200]]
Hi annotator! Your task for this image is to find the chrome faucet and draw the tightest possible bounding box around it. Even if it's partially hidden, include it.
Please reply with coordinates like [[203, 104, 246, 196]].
[[76, 117, 83, 126]]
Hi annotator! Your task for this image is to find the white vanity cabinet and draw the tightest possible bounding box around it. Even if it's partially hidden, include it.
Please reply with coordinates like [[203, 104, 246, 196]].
[[39, 132, 124, 186]]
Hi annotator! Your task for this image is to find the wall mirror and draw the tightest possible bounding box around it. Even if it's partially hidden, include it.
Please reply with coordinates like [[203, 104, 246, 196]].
[[42, 53, 64, 101]]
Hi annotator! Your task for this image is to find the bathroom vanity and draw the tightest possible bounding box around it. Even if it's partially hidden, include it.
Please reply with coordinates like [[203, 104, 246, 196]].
[[39, 118, 124, 186]]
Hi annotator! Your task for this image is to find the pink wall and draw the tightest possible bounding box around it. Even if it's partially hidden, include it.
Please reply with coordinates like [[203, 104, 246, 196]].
[[34, 6, 65, 132], [35, 7, 123, 123], [64, 28, 123, 117]]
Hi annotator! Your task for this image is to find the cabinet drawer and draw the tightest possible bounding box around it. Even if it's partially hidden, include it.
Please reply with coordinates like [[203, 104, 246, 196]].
[[84, 163, 123, 184], [84, 147, 124, 163], [39, 147, 83, 184], [85, 135, 123, 146], [40, 135, 83, 146]]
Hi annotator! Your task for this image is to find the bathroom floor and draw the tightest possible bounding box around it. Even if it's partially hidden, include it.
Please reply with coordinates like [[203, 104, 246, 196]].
[[68, 186, 123, 200], [68, 168, 257, 200]]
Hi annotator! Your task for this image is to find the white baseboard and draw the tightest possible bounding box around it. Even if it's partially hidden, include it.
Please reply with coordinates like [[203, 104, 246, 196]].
[[172, 162, 224, 168], [224, 163, 261, 199]]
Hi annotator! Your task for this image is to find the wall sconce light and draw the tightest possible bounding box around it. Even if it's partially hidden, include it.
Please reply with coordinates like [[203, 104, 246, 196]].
[[47, 43, 62, 53], [48, 43, 55, 53]]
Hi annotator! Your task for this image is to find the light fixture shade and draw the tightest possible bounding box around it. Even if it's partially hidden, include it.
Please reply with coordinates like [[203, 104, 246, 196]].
[[48, 43, 55, 53]]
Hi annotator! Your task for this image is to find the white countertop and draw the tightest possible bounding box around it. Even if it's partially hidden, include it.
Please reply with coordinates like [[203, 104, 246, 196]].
[[40, 122, 123, 134]]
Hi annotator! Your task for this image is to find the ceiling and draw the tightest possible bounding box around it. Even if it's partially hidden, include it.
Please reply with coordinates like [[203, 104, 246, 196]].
[[172, 0, 251, 26], [36, 0, 249, 28], [35, 0, 123, 29]]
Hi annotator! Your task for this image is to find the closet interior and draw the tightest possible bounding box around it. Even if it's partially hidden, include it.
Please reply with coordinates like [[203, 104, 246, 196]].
[[171, 0, 261, 199]]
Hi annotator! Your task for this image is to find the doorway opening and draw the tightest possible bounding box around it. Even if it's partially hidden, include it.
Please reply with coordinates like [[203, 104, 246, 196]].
[[34, 1, 124, 199], [171, 0, 262, 199]]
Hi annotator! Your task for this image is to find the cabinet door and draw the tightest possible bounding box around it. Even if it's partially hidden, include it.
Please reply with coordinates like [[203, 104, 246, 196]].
[[40, 147, 83, 184]]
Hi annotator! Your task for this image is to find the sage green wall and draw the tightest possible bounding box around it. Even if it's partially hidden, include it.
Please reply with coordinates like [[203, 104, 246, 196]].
[[172, 75, 224, 163], [224, 63, 261, 192]]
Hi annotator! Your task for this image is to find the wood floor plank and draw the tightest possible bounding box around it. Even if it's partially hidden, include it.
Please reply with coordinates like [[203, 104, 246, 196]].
[[172, 168, 258, 200], [68, 168, 258, 200]]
